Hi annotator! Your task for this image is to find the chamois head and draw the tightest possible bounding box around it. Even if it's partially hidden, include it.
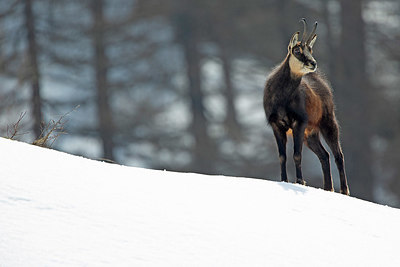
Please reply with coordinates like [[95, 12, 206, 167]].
[[288, 19, 318, 76]]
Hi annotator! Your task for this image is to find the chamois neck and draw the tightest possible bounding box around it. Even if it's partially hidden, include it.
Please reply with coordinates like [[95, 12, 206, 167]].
[[286, 54, 305, 80], [278, 54, 302, 83]]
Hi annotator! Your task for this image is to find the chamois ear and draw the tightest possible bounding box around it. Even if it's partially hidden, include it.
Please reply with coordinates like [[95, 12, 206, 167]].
[[288, 31, 300, 52], [308, 34, 317, 48]]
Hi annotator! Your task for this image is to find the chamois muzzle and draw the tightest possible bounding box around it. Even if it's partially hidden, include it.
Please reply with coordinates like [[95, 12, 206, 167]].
[[307, 60, 317, 71]]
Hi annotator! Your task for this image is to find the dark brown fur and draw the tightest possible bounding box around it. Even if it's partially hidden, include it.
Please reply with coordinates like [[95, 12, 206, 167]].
[[264, 51, 350, 195]]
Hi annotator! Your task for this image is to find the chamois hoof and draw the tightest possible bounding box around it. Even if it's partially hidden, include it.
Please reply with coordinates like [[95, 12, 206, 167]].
[[323, 185, 334, 192], [340, 187, 350, 196], [296, 178, 306, 185]]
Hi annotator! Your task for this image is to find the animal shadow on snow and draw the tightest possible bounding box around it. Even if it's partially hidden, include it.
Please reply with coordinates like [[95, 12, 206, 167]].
[[278, 181, 308, 195]]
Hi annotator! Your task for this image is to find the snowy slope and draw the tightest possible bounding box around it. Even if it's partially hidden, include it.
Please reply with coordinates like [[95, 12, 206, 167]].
[[1, 138, 400, 267]]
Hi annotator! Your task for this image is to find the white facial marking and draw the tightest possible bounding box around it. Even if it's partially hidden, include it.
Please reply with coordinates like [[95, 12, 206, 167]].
[[289, 47, 317, 77], [304, 49, 313, 60]]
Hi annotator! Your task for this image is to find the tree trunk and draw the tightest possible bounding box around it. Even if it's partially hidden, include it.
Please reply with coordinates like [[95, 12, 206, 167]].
[[277, 0, 290, 49], [207, 5, 241, 140], [323, 0, 337, 77], [220, 49, 241, 139], [174, 10, 216, 173], [91, 0, 115, 161], [336, 0, 374, 201], [24, 0, 43, 139]]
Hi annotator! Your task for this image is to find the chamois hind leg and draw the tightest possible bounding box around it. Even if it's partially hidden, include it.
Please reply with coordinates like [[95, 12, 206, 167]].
[[320, 117, 350, 195], [271, 123, 288, 182], [305, 132, 334, 192]]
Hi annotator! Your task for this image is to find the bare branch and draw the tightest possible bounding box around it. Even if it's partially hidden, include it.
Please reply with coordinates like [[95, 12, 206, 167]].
[[32, 106, 79, 148], [7, 111, 28, 140]]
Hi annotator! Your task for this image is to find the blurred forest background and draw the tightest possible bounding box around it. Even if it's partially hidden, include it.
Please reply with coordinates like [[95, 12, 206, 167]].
[[1, 0, 400, 207]]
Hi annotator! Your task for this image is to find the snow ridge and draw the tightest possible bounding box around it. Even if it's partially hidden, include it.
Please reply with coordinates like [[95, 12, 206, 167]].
[[1, 138, 400, 266]]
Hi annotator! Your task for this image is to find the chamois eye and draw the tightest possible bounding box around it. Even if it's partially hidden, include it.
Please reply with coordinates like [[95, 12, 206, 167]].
[[293, 47, 301, 55]]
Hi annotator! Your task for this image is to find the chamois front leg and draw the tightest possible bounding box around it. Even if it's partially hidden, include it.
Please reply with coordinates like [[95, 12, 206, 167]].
[[271, 123, 288, 182], [292, 118, 307, 185]]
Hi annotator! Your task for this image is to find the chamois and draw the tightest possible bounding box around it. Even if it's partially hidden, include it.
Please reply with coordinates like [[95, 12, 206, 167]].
[[263, 19, 349, 195]]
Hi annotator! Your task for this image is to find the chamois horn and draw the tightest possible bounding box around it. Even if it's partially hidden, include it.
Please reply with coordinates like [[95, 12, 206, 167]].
[[306, 21, 318, 45], [300, 18, 307, 45]]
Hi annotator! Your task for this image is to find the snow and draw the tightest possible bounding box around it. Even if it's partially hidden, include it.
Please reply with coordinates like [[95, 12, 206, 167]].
[[1, 138, 400, 266]]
